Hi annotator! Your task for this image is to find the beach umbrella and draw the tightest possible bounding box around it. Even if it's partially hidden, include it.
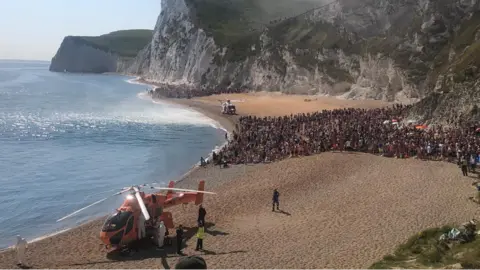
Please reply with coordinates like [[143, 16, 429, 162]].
[[476, 127, 480, 132], [407, 119, 417, 124], [392, 119, 398, 123]]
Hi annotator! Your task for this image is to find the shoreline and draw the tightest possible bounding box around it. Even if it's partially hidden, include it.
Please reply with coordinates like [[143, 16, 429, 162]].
[[130, 76, 237, 181], [130, 77, 236, 182], [0, 77, 236, 253]]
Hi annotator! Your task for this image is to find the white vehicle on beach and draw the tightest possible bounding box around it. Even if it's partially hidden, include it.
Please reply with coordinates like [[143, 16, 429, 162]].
[[221, 100, 236, 115]]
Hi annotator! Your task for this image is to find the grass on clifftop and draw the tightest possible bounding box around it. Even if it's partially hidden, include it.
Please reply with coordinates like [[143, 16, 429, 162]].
[[186, 0, 256, 47], [69, 29, 153, 58], [370, 225, 480, 269]]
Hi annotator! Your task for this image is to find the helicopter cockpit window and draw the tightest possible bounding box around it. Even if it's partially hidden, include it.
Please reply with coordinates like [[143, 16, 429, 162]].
[[102, 211, 132, 232], [125, 216, 134, 234]]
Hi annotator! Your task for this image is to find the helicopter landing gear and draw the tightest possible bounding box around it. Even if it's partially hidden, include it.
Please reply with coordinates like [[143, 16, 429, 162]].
[[119, 246, 136, 257]]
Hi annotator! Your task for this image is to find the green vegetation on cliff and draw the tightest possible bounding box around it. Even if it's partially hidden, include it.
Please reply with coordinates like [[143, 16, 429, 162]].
[[185, 0, 256, 47], [370, 225, 480, 269], [185, 0, 320, 46], [68, 29, 153, 58]]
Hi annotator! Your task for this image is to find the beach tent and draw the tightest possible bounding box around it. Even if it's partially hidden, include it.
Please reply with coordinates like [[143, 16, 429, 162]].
[[407, 119, 417, 124], [383, 120, 390, 125]]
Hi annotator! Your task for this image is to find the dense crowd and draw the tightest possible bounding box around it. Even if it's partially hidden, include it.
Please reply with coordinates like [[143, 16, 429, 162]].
[[214, 104, 480, 167], [149, 85, 246, 99]]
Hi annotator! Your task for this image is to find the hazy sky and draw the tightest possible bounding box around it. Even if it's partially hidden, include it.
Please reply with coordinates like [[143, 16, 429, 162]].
[[0, 0, 161, 61]]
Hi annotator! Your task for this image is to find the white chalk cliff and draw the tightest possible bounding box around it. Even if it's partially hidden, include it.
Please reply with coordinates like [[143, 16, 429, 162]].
[[130, 0, 480, 112], [51, 0, 480, 122]]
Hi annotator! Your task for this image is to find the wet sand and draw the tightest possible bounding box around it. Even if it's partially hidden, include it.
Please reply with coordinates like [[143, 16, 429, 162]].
[[1, 92, 477, 269]]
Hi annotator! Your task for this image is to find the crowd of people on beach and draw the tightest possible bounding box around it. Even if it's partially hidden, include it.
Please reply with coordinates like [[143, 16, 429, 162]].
[[214, 104, 480, 168], [149, 85, 246, 99]]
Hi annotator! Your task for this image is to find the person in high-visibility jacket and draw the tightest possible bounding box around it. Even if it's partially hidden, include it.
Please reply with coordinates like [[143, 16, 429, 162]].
[[195, 225, 205, 251]]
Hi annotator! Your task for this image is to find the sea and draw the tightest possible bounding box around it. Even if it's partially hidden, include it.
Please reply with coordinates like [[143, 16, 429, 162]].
[[0, 60, 226, 249]]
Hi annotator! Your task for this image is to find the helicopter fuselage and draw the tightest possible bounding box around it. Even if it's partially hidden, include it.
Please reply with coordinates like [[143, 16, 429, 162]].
[[99, 180, 205, 250]]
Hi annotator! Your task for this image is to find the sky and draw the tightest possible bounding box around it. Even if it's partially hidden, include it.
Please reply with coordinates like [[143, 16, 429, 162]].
[[0, 0, 161, 61]]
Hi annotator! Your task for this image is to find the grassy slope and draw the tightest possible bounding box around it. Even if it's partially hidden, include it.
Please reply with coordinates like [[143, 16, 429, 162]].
[[185, 0, 255, 47], [68, 29, 153, 58], [370, 225, 480, 269], [185, 0, 323, 50]]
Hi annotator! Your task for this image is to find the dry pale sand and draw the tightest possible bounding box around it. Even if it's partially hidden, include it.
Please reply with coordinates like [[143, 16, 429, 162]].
[[190, 92, 390, 117], [0, 94, 477, 269], [1, 153, 479, 269]]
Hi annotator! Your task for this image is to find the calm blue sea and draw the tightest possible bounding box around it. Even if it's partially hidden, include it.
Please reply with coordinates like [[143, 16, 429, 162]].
[[0, 60, 225, 249]]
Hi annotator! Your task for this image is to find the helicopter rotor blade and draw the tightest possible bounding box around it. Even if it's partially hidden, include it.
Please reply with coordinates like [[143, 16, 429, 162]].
[[149, 187, 216, 195], [133, 187, 151, 221], [56, 188, 130, 222]]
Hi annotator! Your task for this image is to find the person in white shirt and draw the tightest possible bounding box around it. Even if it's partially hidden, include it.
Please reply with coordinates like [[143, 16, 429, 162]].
[[157, 221, 166, 248], [15, 235, 28, 267]]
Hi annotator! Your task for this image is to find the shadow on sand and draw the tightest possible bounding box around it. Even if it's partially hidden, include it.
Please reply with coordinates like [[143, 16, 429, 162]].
[[201, 249, 246, 256], [274, 210, 291, 216], [66, 222, 245, 268], [69, 222, 232, 268]]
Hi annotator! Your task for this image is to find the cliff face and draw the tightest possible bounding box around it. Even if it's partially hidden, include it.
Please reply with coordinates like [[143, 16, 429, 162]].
[[49, 30, 153, 74], [126, 0, 216, 84], [130, 0, 480, 123], [49, 37, 127, 73]]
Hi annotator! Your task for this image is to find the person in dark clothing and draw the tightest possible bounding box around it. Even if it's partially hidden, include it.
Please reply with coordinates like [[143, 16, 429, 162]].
[[176, 225, 184, 255], [212, 151, 218, 164], [198, 204, 206, 226], [165, 228, 172, 246], [461, 157, 469, 176], [272, 189, 280, 211]]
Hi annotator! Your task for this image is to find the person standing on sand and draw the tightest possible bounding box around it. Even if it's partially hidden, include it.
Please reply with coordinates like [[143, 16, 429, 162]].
[[176, 225, 184, 255], [195, 224, 205, 251], [15, 235, 28, 267], [198, 204, 206, 226], [157, 221, 166, 249], [272, 189, 280, 211], [462, 157, 469, 176]]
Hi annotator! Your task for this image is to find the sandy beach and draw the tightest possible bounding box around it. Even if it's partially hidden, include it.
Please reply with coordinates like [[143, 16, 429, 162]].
[[183, 92, 389, 117], [1, 92, 479, 269]]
